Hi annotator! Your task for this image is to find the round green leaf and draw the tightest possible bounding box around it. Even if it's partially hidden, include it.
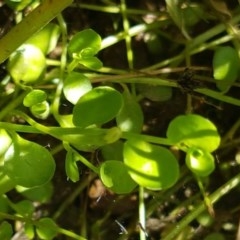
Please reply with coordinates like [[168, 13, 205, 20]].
[[73, 86, 123, 128], [116, 90, 144, 133], [23, 89, 47, 107], [7, 44, 46, 84], [186, 147, 215, 177], [101, 140, 124, 161], [79, 56, 103, 70], [123, 139, 179, 190], [16, 182, 53, 203], [24, 223, 35, 239], [213, 46, 239, 91], [36, 218, 58, 240], [68, 29, 101, 55], [137, 85, 172, 102], [14, 200, 34, 217], [0, 221, 13, 239], [30, 101, 50, 119], [204, 232, 225, 240], [26, 23, 60, 54], [63, 71, 92, 104], [166, 114, 220, 152], [100, 160, 137, 194], [3, 134, 55, 188]]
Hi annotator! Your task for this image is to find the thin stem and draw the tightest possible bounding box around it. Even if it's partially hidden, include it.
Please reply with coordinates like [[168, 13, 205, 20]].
[[120, 0, 133, 69], [121, 131, 174, 146], [139, 186, 147, 240], [52, 14, 68, 125], [163, 172, 240, 240]]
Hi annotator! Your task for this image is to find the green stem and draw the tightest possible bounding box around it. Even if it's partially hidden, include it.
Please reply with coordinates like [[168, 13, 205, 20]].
[[51, 14, 68, 125], [139, 186, 147, 240], [120, 0, 133, 69], [121, 131, 174, 146], [163, 172, 240, 240], [0, 0, 73, 64]]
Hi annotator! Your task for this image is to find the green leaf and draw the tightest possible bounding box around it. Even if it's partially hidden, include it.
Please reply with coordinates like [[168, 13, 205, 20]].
[[79, 56, 103, 70], [213, 46, 239, 91], [0, 129, 12, 159], [68, 29, 101, 55], [63, 71, 92, 104], [166, 114, 220, 152], [24, 223, 35, 239], [116, 90, 144, 133], [36, 218, 58, 240], [3, 134, 55, 188], [204, 232, 225, 240], [100, 160, 137, 194], [26, 23, 60, 54], [0, 221, 13, 239], [16, 182, 53, 203], [0, 195, 9, 215], [7, 44, 46, 84], [30, 101, 50, 119], [123, 139, 179, 190], [23, 89, 47, 107], [13, 200, 34, 217], [65, 148, 80, 182], [73, 86, 123, 128], [137, 85, 172, 102], [101, 140, 124, 161], [186, 147, 215, 177]]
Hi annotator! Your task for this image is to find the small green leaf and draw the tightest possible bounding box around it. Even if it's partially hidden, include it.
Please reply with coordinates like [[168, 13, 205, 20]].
[[213, 46, 239, 91], [26, 23, 60, 54], [3, 134, 55, 188], [137, 85, 172, 102], [204, 232, 225, 240], [24, 223, 35, 239], [36, 218, 58, 240], [79, 56, 103, 70], [68, 29, 101, 55], [73, 86, 123, 128], [116, 90, 144, 133], [30, 101, 50, 119], [23, 89, 47, 107], [63, 71, 92, 104], [16, 182, 53, 203], [0, 221, 13, 239], [0, 129, 12, 159], [7, 44, 46, 84], [124, 139, 179, 190], [101, 140, 124, 161], [167, 114, 220, 152], [186, 147, 215, 177], [13, 200, 34, 217], [65, 149, 80, 182], [54, 127, 122, 152], [100, 160, 137, 194]]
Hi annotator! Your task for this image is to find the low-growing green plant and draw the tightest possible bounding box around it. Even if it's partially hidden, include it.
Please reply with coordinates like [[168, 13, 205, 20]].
[[1, 1, 240, 239]]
